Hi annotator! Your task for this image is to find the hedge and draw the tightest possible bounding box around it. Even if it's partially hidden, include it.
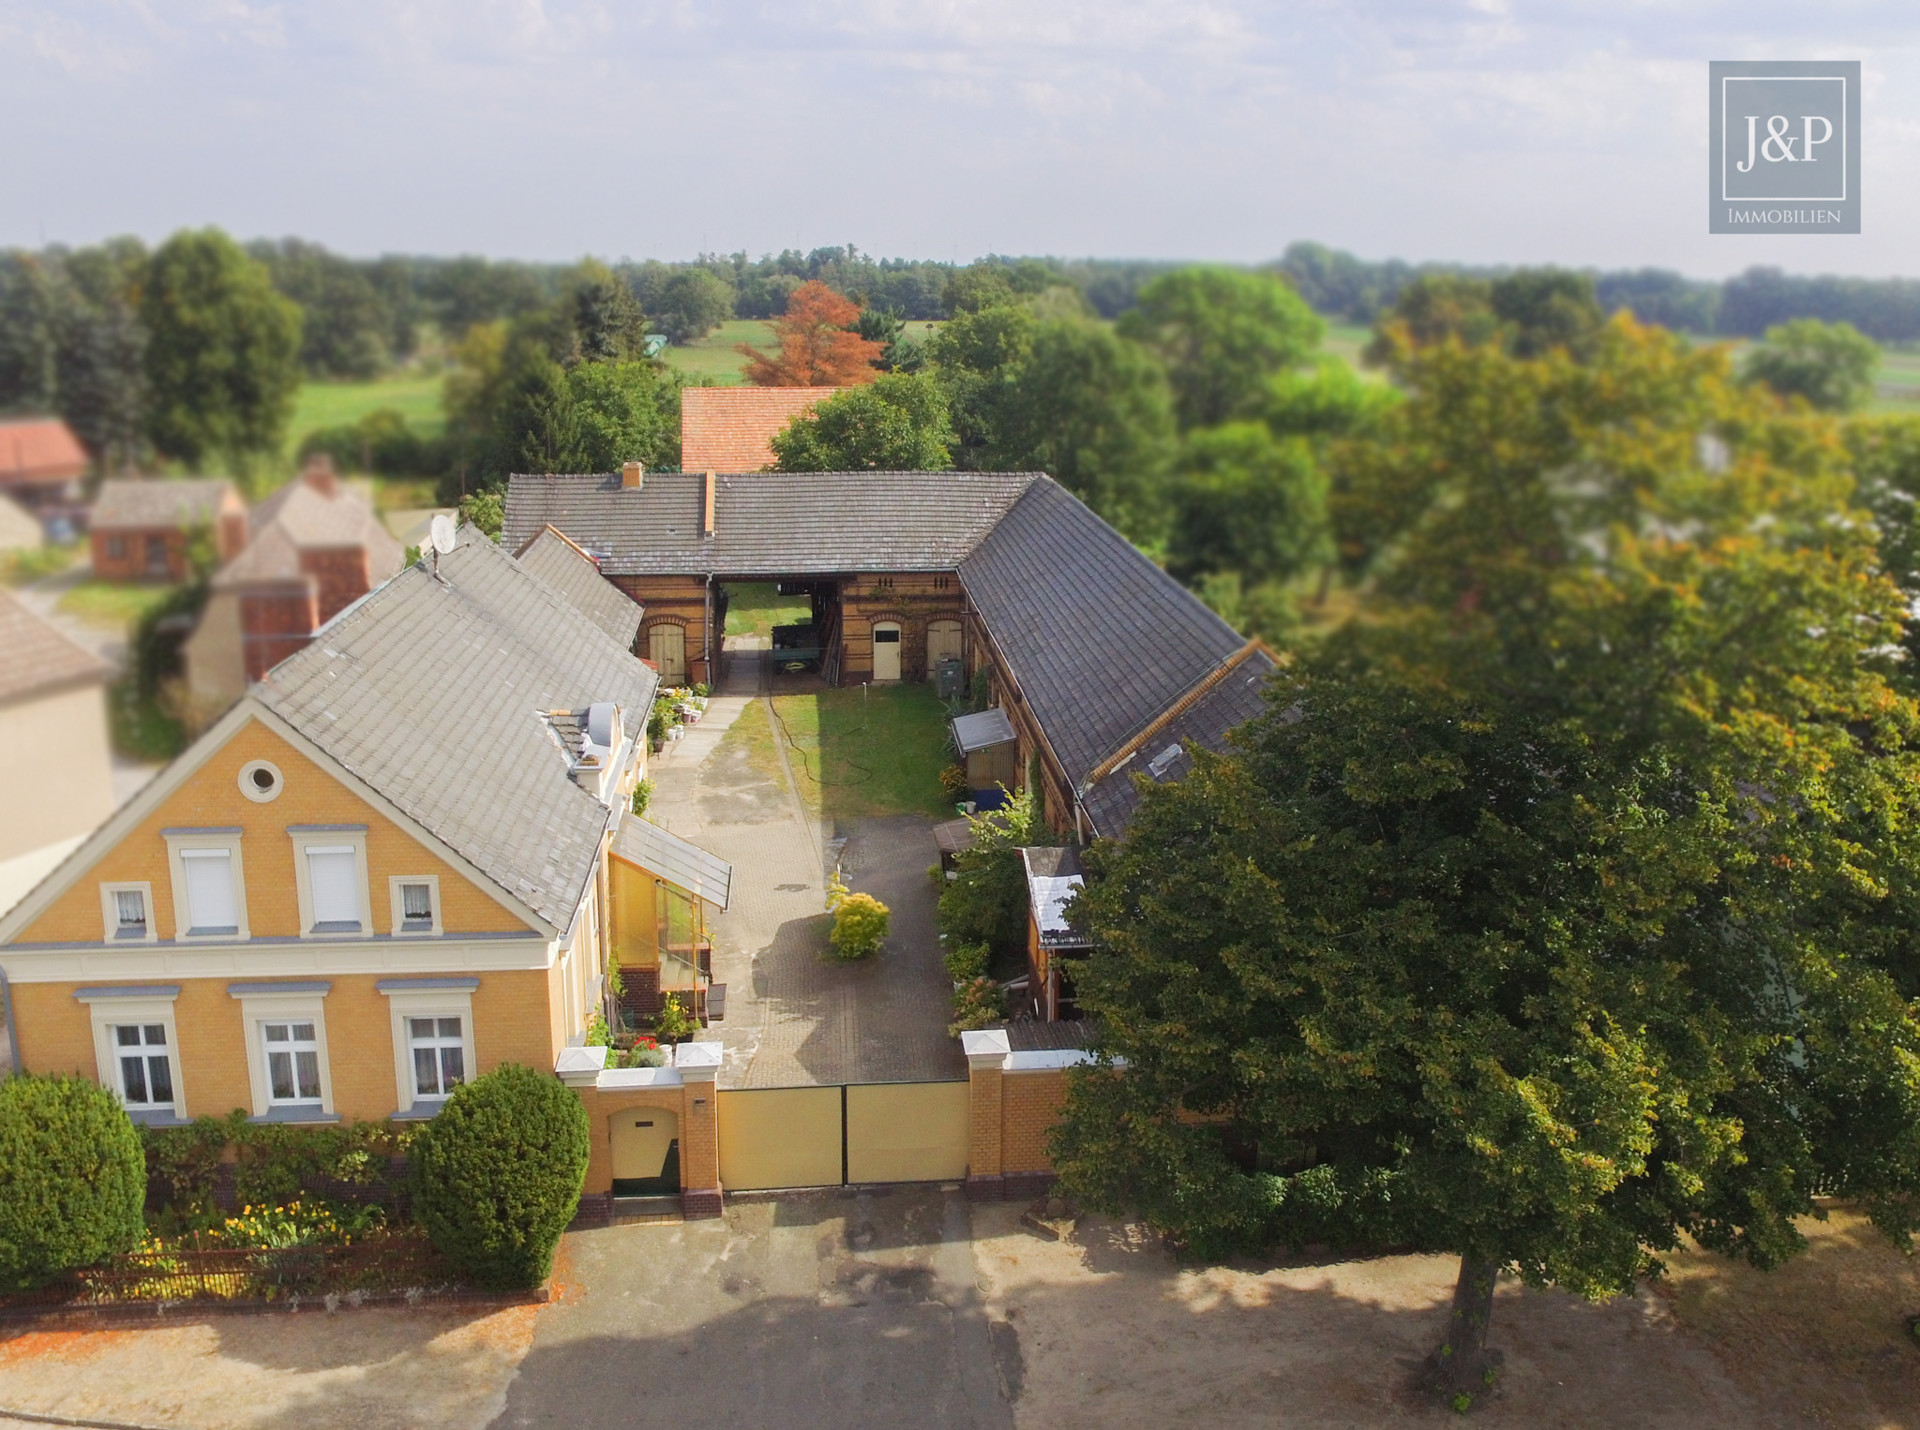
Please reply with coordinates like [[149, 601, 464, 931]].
[[410, 1064, 589, 1291], [0, 1076, 146, 1291]]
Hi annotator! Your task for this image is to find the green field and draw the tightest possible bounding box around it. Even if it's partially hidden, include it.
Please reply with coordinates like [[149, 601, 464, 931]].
[[663, 320, 778, 387], [287, 370, 447, 455]]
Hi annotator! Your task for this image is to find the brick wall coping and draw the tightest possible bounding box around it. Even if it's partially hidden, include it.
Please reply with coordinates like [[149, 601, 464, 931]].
[[1004, 1049, 1100, 1073], [595, 1066, 683, 1090], [554, 1040, 723, 1091], [961, 1030, 1103, 1074]]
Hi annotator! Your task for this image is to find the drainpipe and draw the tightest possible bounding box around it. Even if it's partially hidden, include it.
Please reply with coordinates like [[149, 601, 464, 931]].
[[703, 573, 713, 688]]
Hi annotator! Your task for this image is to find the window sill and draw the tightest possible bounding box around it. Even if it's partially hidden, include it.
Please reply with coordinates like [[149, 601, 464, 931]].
[[248, 1106, 341, 1125], [113, 929, 153, 942], [126, 1108, 192, 1128], [309, 922, 364, 936], [185, 926, 240, 939], [391, 1101, 447, 1121]]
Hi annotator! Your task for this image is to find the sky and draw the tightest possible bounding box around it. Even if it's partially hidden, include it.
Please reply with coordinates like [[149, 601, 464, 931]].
[[4, 0, 1918, 277]]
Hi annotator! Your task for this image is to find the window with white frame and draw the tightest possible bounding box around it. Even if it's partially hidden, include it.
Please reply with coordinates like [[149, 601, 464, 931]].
[[111, 1023, 174, 1107], [181, 850, 238, 933], [388, 875, 440, 936], [261, 1020, 323, 1104], [99, 882, 155, 942], [408, 1016, 466, 1099], [289, 828, 369, 937], [306, 847, 360, 931]]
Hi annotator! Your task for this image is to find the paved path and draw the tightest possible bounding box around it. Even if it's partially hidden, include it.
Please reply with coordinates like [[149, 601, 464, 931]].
[[491, 1189, 1012, 1430], [645, 639, 963, 1088]]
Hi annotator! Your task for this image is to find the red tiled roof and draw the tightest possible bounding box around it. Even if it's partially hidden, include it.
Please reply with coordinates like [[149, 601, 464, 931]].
[[0, 587, 111, 705], [0, 418, 88, 488], [679, 387, 842, 473]]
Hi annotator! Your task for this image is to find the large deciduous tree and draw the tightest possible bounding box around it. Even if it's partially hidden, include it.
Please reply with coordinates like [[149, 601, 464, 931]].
[[1119, 266, 1324, 429], [1052, 317, 1920, 1408], [142, 228, 302, 484], [654, 268, 735, 346], [1743, 318, 1879, 413], [741, 280, 883, 386], [770, 372, 953, 472]]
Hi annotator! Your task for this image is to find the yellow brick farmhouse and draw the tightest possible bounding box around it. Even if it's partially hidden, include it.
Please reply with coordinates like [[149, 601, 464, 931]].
[[0, 525, 732, 1213]]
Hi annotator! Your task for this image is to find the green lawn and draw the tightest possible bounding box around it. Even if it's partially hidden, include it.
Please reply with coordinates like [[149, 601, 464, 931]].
[[767, 684, 954, 824], [0, 542, 81, 586], [287, 370, 447, 455], [1320, 321, 1373, 373], [57, 579, 181, 631], [724, 582, 812, 638], [664, 320, 778, 387]]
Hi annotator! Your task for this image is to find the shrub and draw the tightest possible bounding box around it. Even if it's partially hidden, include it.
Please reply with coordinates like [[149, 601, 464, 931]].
[[647, 704, 674, 749], [948, 976, 1004, 1037], [0, 1075, 146, 1290], [944, 940, 990, 982], [939, 763, 970, 801], [654, 993, 699, 1042], [410, 1065, 589, 1291], [830, 892, 891, 960], [141, 1113, 417, 1234], [630, 777, 654, 817]]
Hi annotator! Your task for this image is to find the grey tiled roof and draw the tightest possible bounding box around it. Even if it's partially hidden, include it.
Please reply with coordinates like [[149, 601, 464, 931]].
[[254, 528, 659, 932], [961, 479, 1254, 793], [92, 477, 236, 531], [1078, 648, 1276, 837], [0, 587, 112, 704], [502, 471, 1040, 576], [613, 817, 733, 910], [512, 526, 643, 649]]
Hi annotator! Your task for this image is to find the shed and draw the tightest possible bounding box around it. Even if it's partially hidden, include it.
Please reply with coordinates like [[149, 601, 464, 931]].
[[951, 707, 1019, 799]]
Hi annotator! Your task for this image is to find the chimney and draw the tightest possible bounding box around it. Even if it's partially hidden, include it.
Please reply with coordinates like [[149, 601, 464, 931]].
[[702, 470, 715, 536], [621, 461, 644, 490], [301, 453, 338, 498]]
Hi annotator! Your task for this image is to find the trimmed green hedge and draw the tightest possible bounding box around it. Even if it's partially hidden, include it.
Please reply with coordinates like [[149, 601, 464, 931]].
[[0, 1076, 146, 1291], [410, 1064, 589, 1291]]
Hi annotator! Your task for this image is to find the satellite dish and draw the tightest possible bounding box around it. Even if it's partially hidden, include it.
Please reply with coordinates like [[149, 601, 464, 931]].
[[429, 513, 457, 556]]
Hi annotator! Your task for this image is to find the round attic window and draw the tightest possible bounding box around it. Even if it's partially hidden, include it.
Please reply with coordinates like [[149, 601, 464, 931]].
[[239, 760, 283, 802]]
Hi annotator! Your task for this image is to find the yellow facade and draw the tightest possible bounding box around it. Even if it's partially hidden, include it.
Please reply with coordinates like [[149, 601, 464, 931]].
[[1, 709, 587, 1126]]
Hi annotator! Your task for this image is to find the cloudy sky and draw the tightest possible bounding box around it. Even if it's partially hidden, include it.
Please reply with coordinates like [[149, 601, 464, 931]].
[[4, 1, 1917, 275]]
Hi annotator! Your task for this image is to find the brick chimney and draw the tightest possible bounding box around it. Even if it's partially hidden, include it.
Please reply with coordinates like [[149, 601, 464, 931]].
[[702, 471, 715, 536], [622, 461, 644, 490], [301, 453, 339, 498]]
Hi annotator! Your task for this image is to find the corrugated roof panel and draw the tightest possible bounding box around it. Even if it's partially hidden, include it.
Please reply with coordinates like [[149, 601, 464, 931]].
[[613, 817, 733, 910]]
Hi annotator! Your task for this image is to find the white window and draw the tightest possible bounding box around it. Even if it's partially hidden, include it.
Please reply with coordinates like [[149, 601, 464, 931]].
[[289, 828, 370, 937], [112, 1023, 174, 1107], [388, 875, 441, 936], [79, 988, 185, 1122], [307, 847, 359, 930], [98, 882, 156, 943], [262, 1021, 322, 1104], [231, 982, 335, 1121], [408, 1016, 466, 1099], [379, 979, 477, 1115], [162, 829, 248, 941], [182, 850, 238, 933]]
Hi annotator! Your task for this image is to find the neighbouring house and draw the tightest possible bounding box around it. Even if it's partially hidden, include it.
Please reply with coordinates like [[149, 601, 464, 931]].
[[679, 386, 843, 473], [1019, 846, 1092, 1023], [503, 468, 1277, 840], [0, 589, 115, 922], [0, 492, 44, 553], [184, 457, 407, 702], [0, 524, 736, 1215], [0, 417, 90, 524], [89, 478, 248, 583]]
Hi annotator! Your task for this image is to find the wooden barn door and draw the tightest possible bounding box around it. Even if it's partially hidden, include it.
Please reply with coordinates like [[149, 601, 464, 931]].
[[648, 624, 686, 683], [925, 619, 962, 675]]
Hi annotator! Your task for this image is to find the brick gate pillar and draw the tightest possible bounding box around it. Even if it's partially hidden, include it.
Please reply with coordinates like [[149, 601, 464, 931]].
[[962, 1029, 1011, 1200], [675, 1041, 724, 1218]]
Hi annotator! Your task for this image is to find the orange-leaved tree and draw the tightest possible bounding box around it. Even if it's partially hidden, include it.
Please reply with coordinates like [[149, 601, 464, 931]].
[[740, 281, 884, 386]]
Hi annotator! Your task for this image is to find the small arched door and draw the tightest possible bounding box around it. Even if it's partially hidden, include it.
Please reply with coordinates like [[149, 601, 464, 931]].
[[925, 619, 962, 675], [872, 621, 902, 682], [610, 1108, 681, 1196], [648, 624, 687, 684]]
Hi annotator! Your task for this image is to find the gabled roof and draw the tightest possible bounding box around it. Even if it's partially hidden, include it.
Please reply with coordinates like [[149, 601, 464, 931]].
[[680, 387, 843, 473], [0, 587, 111, 705], [92, 477, 238, 531], [961, 479, 1260, 802], [213, 478, 405, 591], [0, 418, 88, 487], [253, 527, 658, 931], [613, 817, 733, 910], [512, 526, 643, 648], [503, 470, 1040, 577]]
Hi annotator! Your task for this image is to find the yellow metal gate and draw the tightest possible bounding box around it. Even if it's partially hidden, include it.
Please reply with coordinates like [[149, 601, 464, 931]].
[[717, 1082, 970, 1191]]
